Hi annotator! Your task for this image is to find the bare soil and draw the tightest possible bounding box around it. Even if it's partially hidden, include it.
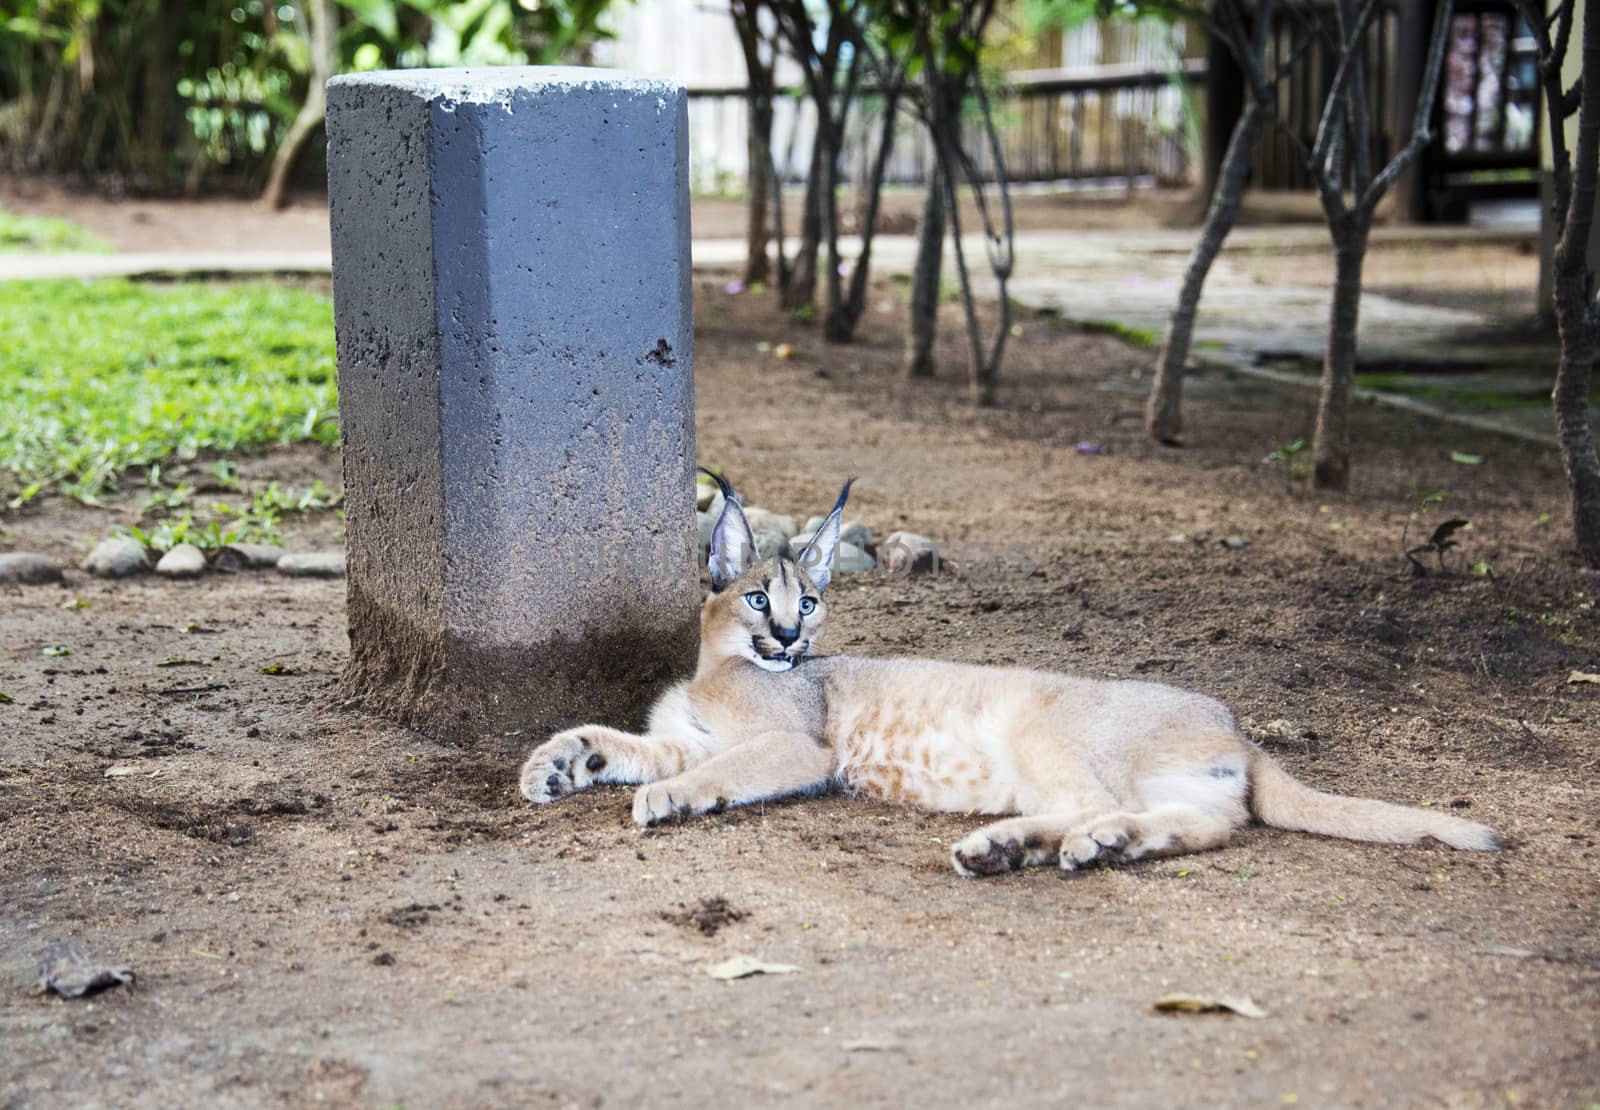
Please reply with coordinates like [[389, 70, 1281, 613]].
[[2, 277, 1598, 1109]]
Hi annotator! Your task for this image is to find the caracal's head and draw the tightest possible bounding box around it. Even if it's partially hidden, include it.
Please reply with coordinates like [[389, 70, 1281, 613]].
[[698, 470, 854, 674]]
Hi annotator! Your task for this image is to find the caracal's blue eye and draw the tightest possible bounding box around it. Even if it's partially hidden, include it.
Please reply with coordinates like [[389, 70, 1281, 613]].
[[799, 597, 817, 616], [745, 592, 769, 611]]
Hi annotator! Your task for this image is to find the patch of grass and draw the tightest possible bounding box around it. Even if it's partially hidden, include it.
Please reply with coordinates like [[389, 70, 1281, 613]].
[[1, 278, 338, 505], [1076, 318, 1160, 349], [0, 206, 111, 253]]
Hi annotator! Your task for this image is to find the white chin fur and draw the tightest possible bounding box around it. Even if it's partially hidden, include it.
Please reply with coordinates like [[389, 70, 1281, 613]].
[[749, 653, 795, 673]]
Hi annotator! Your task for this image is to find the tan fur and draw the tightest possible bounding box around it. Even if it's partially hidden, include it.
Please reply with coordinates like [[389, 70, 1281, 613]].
[[520, 483, 1502, 875]]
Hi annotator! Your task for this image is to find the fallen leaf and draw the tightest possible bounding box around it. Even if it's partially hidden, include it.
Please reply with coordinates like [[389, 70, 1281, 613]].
[[60, 598, 89, 610], [703, 955, 800, 981], [774, 343, 795, 360], [261, 663, 297, 676], [1154, 993, 1267, 1019], [0, 692, 11, 704], [41, 645, 72, 657], [1449, 451, 1484, 465], [154, 657, 204, 668], [104, 765, 141, 778], [1567, 671, 1600, 685]]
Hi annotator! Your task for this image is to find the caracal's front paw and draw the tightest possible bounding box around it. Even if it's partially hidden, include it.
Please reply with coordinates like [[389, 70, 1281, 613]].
[[631, 780, 724, 828], [519, 728, 610, 804], [1060, 817, 1134, 872], [950, 830, 1026, 878]]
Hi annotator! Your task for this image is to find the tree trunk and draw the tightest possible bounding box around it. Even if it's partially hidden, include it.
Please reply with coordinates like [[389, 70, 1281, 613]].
[[732, 0, 773, 286], [744, 94, 774, 286], [1312, 230, 1369, 490], [1550, 275, 1600, 561], [1548, 2, 1600, 564], [781, 137, 823, 311], [904, 165, 945, 378], [1147, 98, 1266, 443], [262, 0, 337, 211], [828, 86, 899, 343]]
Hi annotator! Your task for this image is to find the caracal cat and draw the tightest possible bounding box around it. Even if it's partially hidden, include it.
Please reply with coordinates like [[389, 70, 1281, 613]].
[[519, 475, 1500, 876]]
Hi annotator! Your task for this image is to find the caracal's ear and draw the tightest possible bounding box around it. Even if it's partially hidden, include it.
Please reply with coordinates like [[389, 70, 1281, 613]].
[[702, 467, 756, 591], [795, 477, 854, 592]]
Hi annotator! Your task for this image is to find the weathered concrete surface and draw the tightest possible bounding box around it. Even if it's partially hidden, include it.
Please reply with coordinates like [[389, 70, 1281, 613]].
[[326, 67, 698, 740]]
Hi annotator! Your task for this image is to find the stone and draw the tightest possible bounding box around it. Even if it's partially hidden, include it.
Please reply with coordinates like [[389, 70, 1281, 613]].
[[81, 537, 150, 578], [839, 521, 874, 552], [834, 541, 875, 575], [743, 508, 798, 538], [276, 552, 347, 578], [155, 543, 207, 578], [0, 552, 63, 585], [790, 530, 817, 553], [327, 68, 698, 738], [802, 515, 827, 536], [880, 532, 940, 576], [751, 527, 791, 561], [213, 544, 284, 573]]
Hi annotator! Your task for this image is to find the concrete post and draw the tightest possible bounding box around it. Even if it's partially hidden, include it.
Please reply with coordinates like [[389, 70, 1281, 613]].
[[326, 67, 699, 740]]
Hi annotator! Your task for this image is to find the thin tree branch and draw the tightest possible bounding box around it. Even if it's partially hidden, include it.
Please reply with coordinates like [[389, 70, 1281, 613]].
[[1309, 0, 1382, 174], [1360, 0, 1454, 211]]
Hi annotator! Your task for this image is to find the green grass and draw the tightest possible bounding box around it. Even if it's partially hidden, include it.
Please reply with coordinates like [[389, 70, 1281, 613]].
[[1, 278, 337, 505], [1077, 318, 1161, 349], [0, 206, 111, 253]]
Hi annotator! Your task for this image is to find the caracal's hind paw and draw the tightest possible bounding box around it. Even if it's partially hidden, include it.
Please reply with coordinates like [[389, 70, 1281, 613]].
[[1059, 817, 1134, 872], [950, 831, 1026, 878], [519, 728, 610, 804]]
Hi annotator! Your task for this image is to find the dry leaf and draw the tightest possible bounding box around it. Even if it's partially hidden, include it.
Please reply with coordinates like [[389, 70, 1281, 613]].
[[773, 343, 795, 360], [1566, 671, 1600, 685], [703, 955, 799, 981], [104, 765, 140, 778], [1154, 993, 1267, 1019]]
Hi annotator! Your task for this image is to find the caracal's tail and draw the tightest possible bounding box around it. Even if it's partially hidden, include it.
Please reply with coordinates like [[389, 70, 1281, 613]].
[[1246, 749, 1502, 850]]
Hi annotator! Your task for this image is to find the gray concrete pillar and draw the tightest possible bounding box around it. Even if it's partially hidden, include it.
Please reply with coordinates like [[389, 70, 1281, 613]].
[[326, 67, 699, 740]]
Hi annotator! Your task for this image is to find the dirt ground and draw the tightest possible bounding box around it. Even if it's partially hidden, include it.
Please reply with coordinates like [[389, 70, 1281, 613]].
[[3, 276, 1598, 1109]]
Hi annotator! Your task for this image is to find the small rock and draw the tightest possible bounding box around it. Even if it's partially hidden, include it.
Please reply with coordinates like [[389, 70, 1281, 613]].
[[0, 552, 63, 586], [790, 530, 818, 553], [276, 552, 346, 578], [880, 532, 940, 576], [155, 543, 206, 578], [834, 541, 875, 575], [1221, 536, 1250, 550], [751, 527, 791, 561], [81, 537, 150, 578], [802, 515, 827, 535], [839, 521, 874, 552], [744, 508, 799, 538], [213, 543, 284, 573]]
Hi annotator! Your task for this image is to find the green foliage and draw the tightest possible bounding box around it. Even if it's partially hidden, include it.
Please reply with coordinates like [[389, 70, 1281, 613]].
[[1402, 490, 1469, 576], [0, 278, 337, 506], [0, 206, 110, 253], [1, 0, 624, 191]]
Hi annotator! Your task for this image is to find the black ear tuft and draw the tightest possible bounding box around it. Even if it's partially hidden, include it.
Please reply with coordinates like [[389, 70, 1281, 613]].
[[794, 477, 856, 592], [699, 466, 740, 507]]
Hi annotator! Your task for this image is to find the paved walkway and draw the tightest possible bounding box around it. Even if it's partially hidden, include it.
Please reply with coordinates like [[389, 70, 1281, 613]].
[[4, 223, 1569, 445]]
